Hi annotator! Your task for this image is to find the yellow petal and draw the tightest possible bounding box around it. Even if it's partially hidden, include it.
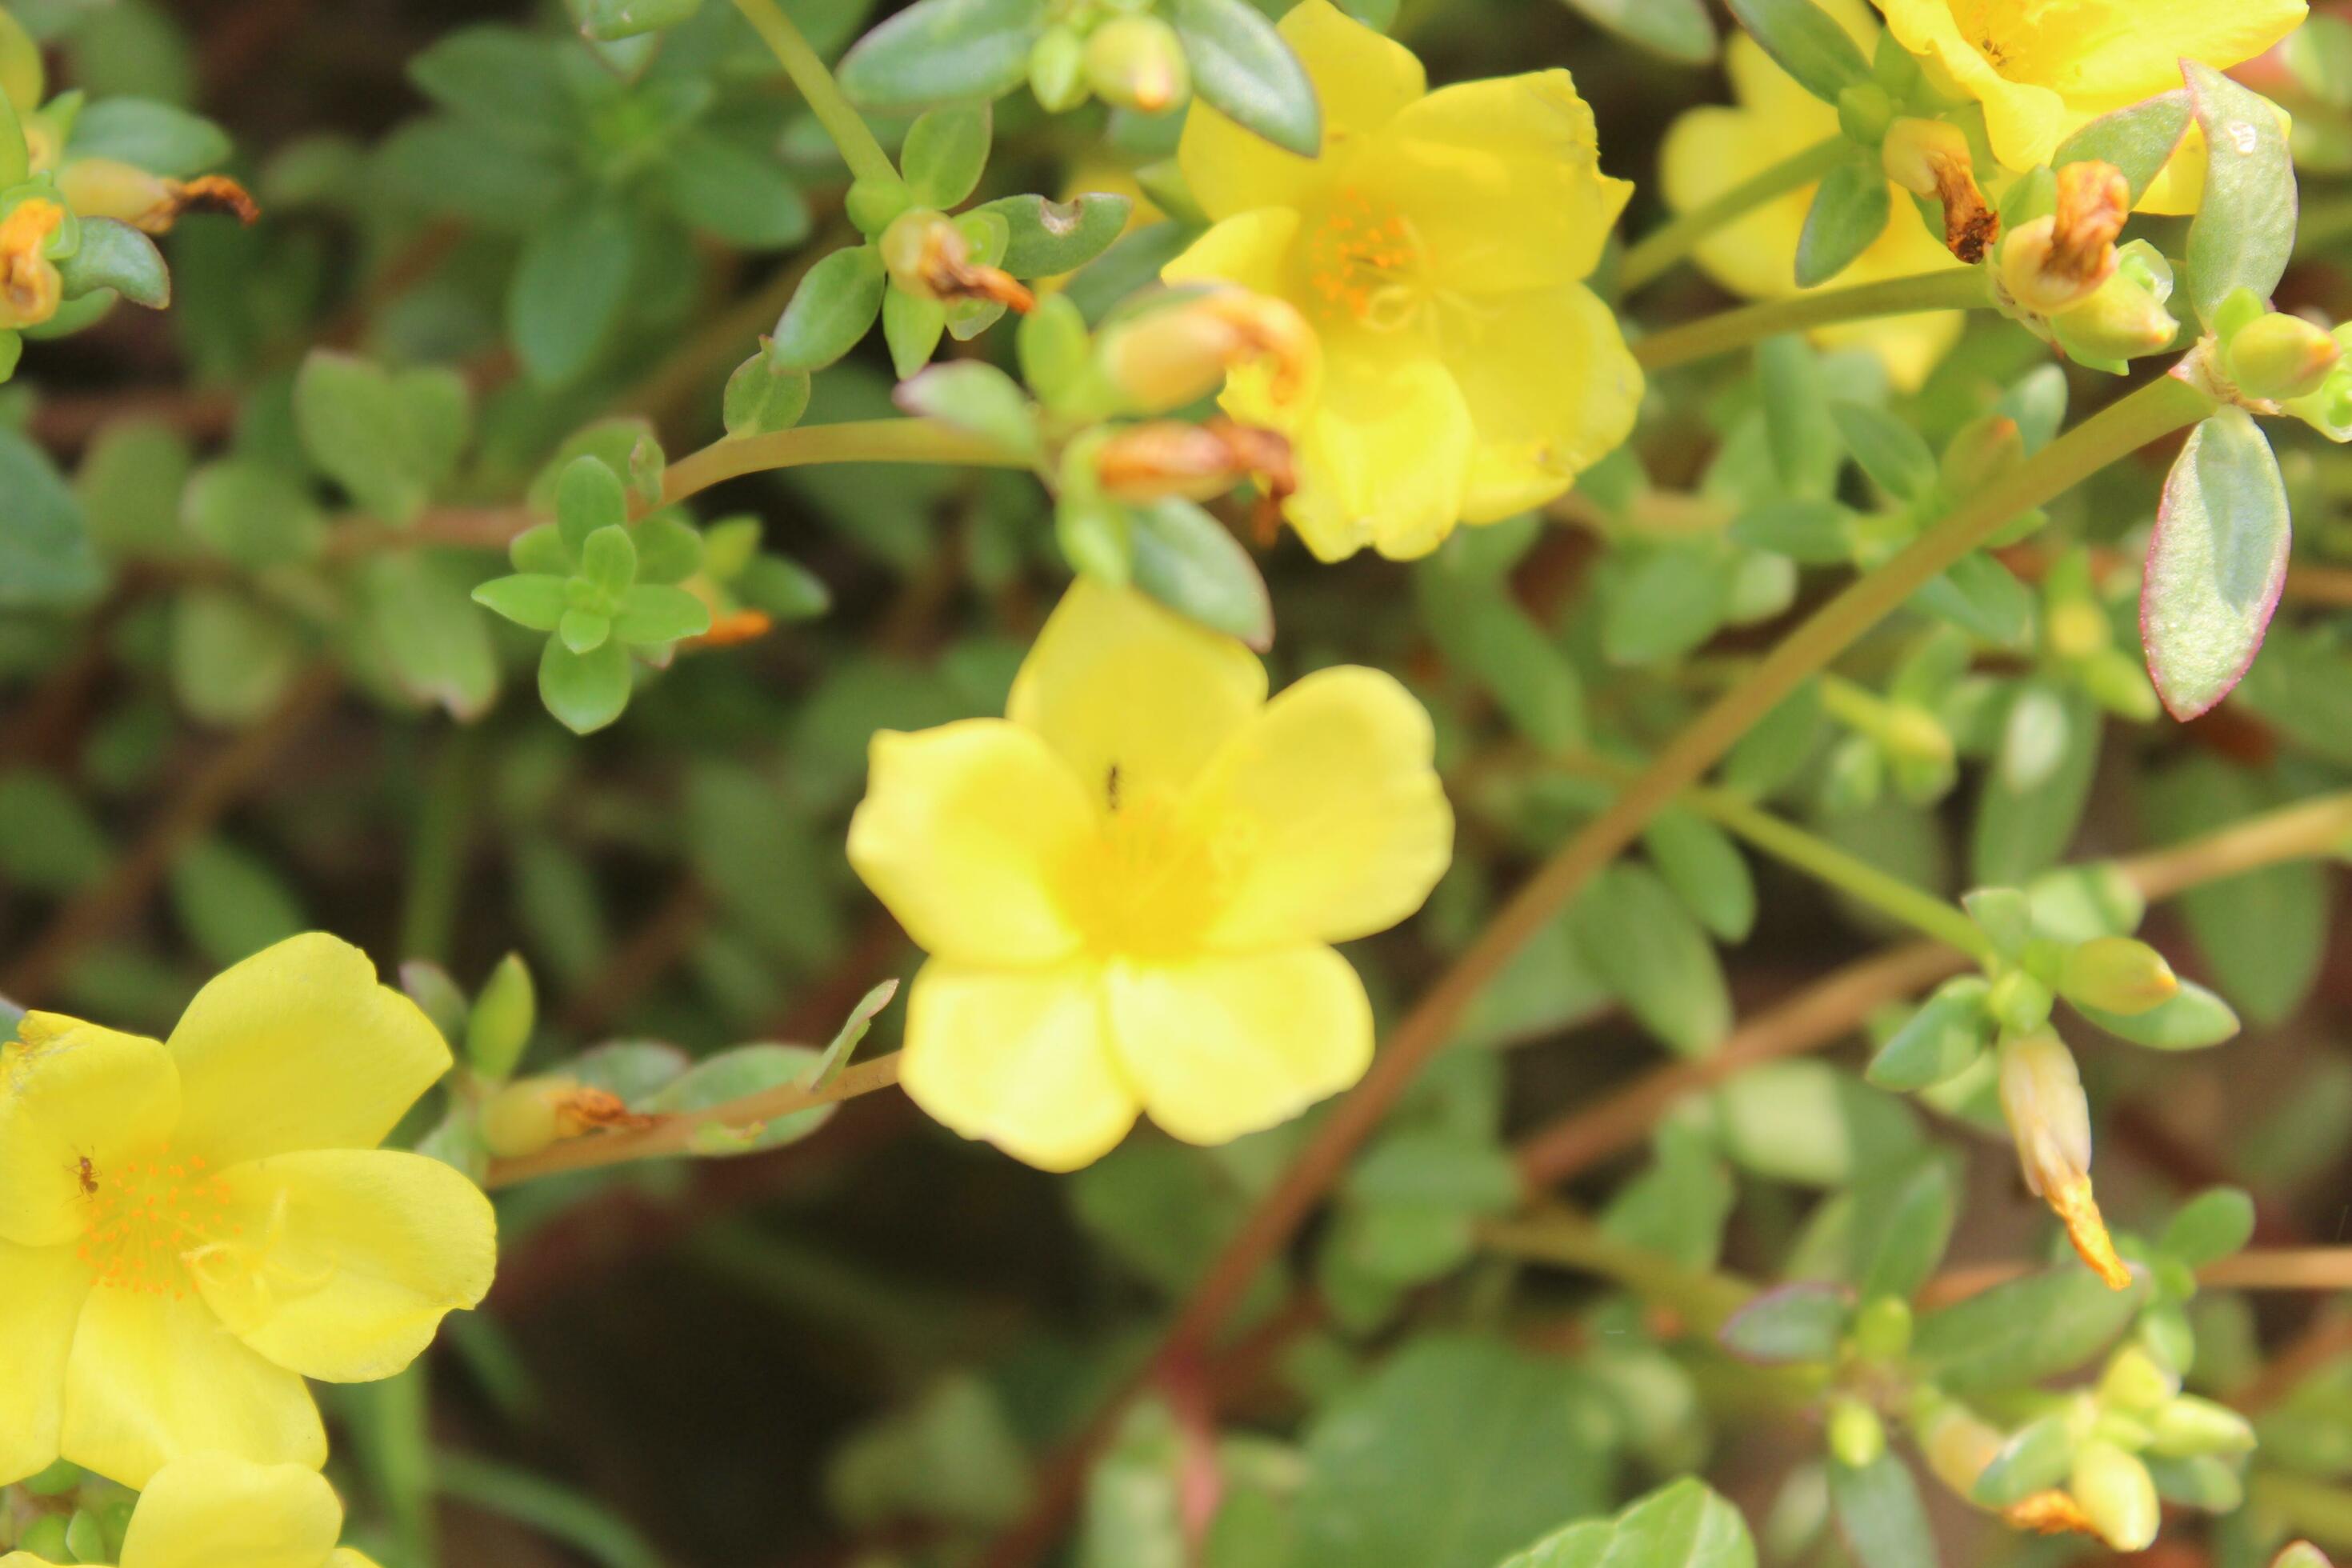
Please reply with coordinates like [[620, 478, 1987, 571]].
[[1284, 349, 1473, 561], [0, 1021, 179, 1249], [1873, 0, 2070, 170], [0, 1556, 63, 1567], [194, 1149, 497, 1384], [1358, 70, 1630, 293], [1442, 282, 1642, 522], [1996, 0, 2303, 106], [118, 1453, 342, 1568], [1106, 945, 1372, 1146], [847, 720, 1093, 967], [1161, 207, 1302, 297], [0, 1242, 89, 1484], [1008, 577, 1266, 803], [1197, 666, 1453, 950], [61, 1287, 326, 1488], [900, 960, 1138, 1171], [166, 934, 451, 1167], [1176, 0, 1423, 221]]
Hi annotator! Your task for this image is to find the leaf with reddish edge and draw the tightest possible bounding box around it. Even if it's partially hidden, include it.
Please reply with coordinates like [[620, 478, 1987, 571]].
[[2141, 407, 2291, 721], [2185, 61, 2297, 326]]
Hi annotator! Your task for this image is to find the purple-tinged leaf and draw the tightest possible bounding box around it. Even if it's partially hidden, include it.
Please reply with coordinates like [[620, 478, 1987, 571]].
[[2185, 62, 2296, 325], [2141, 408, 2291, 721], [1720, 1280, 1849, 1365]]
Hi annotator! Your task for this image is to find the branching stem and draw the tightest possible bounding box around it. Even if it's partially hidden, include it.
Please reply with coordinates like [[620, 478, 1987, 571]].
[[730, 0, 898, 188]]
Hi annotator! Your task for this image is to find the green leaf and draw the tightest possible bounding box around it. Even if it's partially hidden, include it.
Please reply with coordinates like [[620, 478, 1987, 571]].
[[722, 346, 813, 438], [0, 769, 111, 894], [581, 525, 637, 598], [1550, 0, 1716, 65], [2070, 979, 2240, 1050], [611, 582, 712, 646], [1970, 1414, 2074, 1508], [180, 458, 323, 569], [1850, 1150, 1958, 1300], [970, 191, 1134, 278], [1642, 808, 1755, 943], [1723, 0, 1869, 104], [770, 244, 886, 371], [1865, 977, 1991, 1090], [1913, 1264, 2145, 1391], [1716, 1060, 1918, 1187], [1830, 401, 1935, 502], [2142, 408, 2291, 721], [1972, 684, 2098, 885], [1722, 679, 1824, 798], [556, 456, 629, 554], [538, 636, 631, 734], [902, 103, 991, 209], [578, 0, 703, 44], [2162, 1186, 2256, 1268], [77, 419, 192, 561], [66, 98, 229, 176], [1757, 334, 1841, 495], [1732, 498, 1849, 563], [1500, 1477, 1754, 1568], [1127, 498, 1274, 649], [1601, 545, 1732, 667], [1416, 566, 1585, 753], [359, 553, 499, 721], [1294, 1338, 1613, 1568], [838, 0, 1045, 110], [2054, 90, 2193, 206], [1571, 862, 1731, 1055], [1912, 551, 2034, 647], [1828, 1454, 1934, 1568], [406, 25, 574, 150], [293, 350, 434, 526], [55, 217, 167, 307], [170, 836, 306, 973], [892, 361, 1042, 462], [1169, 0, 1321, 157], [2186, 62, 2295, 324], [0, 427, 102, 608], [738, 554, 833, 621], [660, 130, 811, 250], [1796, 159, 1890, 288], [171, 589, 300, 727], [1719, 1282, 1848, 1366], [642, 1043, 837, 1154], [509, 202, 638, 387], [465, 952, 536, 1082]]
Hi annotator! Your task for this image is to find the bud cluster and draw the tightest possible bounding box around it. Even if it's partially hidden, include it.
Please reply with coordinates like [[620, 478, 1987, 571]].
[[1987, 161, 2180, 373], [1028, 6, 1192, 117]]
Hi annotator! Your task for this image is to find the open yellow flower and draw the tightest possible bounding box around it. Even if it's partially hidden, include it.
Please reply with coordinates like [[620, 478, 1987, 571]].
[[1662, 0, 1968, 390], [1160, 0, 1642, 561], [0, 934, 497, 1490], [846, 580, 1453, 1171], [1, 1452, 379, 1568], [1873, 0, 2307, 214]]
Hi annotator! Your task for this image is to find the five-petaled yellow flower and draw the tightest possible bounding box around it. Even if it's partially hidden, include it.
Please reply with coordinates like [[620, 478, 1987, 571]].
[[1, 1452, 380, 1568], [1663, 0, 1968, 390], [1160, 0, 1642, 561], [0, 934, 497, 1489], [1872, 0, 2307, 213], [847, 581, 1453, 1171]]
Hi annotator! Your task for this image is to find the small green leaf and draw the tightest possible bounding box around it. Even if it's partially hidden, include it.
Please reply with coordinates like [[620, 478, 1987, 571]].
[[1572, 862, 1731, 1055], [294, 350, 433, 526], [1126, 498, 1274, 649], [1723, 0, 1870, 104], [1830, 401, 1935, 502], [2142, 408, 2291, 721], [2186, 63, 2295, 324], [1912, 1263, 2145, 1391], [473, 574, 569, 633], [1601, 545, 1732, 667], [1971, 1414, 2074, 1508], [577, 0, 702, 41], [1866, 977, 1992, 1090], [1972, 684, 2099, 885], [1417, 568, 1586, 753], [643, 1043, 838, 1154], [1169, 0, 1321, 157], [1912, 551, 2034, 647], [1851, 1150, 1958, 1300], [508, 201, 638, 387], [182, 458, 323, 568], [359, 553, 500, 720], [1720, 1282, 1848, 1366], [2054, 90, 2192, 205], [892, 361, 1042, 462], [770, 244, 886, 371], [2162, 1186, 2256, 1268], [1501, 1477, 1755, 1568], [66, 98, 230, 176], [2070, 978, 2241, 1050], [466, 953, 536, 1081], [838, 0, 1045, 110], [722, 346, 814, 438], [1828, 1453, 1934, 1568], [538, 636, 631, 734], [660, 130, 811, 250], [1550, 0, 1717, 65], [902, 103, 991, 210], [1796, 159, 1891, 288], [55, 217, 167, 307], [0, 429, 102, 608], [970, 191, 1134, 278], [1732, 498, 1850, 563], [171, 589, 301, 727], [581, 525, 636, 598], [560, 607, 610, 653], [1642, 807, 1755, 942], [556, 456, 629, 555], [407, 25, 574, 150], [611, 583, 712, 646]]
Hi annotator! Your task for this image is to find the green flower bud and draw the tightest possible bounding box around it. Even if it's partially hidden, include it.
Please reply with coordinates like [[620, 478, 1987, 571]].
[[1852, 1296, 1913, 1361], [2070, 1440, 2158, 1552], [466, 951, 537, 1082], [2096, 1345, 2180, 1414], [2147, 1394, 2257, 1458], [1029, 23, 1089, 113], [2229, 311, 2344, 402], [2050, 270, 2179, 370], [2058, 936, 2178, 1017], [1829, 1399, 1886, 1469], [2273, 1543, 2334, 1568], [1988, 969, 2055, 1034], [1084, 16, 1190, 116]]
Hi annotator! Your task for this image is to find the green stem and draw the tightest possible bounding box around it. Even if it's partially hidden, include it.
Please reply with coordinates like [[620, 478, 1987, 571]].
[[1686, 785, 1994, 961], [399, 728, 476, 965], [1618, 135, 1849, 293], [1634, 266, 1994, 374], [658, 418, 1031, 510], [1479, 1207, 1756, 1334], [730, 0, 898, 187]]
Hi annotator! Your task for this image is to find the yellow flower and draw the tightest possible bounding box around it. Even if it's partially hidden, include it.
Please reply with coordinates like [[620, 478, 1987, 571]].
[[0, 1452, 380, 1568], [1159, 0, 1642, 561], [846, 580, 1453, 1171], [0, 934, 497, 1489], [1873, 0, 2307, 214], [1662, 0, 1968, 390]]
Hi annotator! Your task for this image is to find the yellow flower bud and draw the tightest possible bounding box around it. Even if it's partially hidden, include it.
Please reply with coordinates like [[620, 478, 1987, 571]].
[[482, 1075, 652, 1159], [2058, 936, 2178, 1017], [1880, 117, 1998, 262], [1829, 1399, 1886, 1468], [2228, 313, 2345, 403], [2147, 1394, 2256, 1458], [55, 158, 261, 234], [1916, 1398, 2004, 1499], [1084, 15, 1190, 116], [880, 208, 1034, 313], [1096, 288, 1315, 417], [1998, 1029, 2130, 1290], [2070, 1440, 2158, 1552]]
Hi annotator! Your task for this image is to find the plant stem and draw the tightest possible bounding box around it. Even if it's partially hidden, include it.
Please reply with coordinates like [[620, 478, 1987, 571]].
[[1619, 136, 1850, 293], [730, 0, 898, 188], [1634, 266, 1993, 373], [659, 418, 1029, 510], [1478, 1206, 1758, 1333]]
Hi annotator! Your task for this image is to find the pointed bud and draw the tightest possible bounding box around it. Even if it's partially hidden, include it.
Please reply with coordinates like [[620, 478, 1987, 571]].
[[2096, 1345, 2180, 1414], [1094, 417, 1295, 504], [880, 208, 1034, 313], [2147, 1394, 2257, 1458], [1916, 1398, 2004, 1500], [1030, 23, 1089, 112], [2285, 344, 2352, 443], [2058, 936, 2178, 1017], [1998, 1029, 2131, 1290], [2227, 312, 2344, 402], [2274, 1544, 2334, 1568], [482, 1075, 654, 1160], [2048, 271, 2180, 369], [1096, 287, 1316, 416], [1880, 117, 1998, 262], [2070, 1441, 2158, 1552], [466, 951, 538, 1082], [1084, 15, 1190, 116]]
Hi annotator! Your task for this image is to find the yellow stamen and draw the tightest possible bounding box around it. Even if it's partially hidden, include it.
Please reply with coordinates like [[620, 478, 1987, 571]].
[[2049, 1170, 2132, 1291]]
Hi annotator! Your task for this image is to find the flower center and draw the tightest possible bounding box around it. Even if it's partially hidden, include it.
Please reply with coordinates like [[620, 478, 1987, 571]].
[[1302, 188, 1424, 330], [1950, 0, 2113, 88], [1063, 766, 1237, 957], [76, 1145, 239, 1300]]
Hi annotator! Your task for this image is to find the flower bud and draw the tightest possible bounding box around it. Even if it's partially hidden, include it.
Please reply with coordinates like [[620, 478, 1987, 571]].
[[1094, 417, 1295, 504], [1851, 1296, 1912, 1361], [2004, 160, 2130, 317], [55, 159, 258, 234], [465, 951, 537, 1082], [1096, 288, 1315, 416], [2058, 936, 2178, 1017], [0, 197, 63, 329], [1987, 969, 2054, 1034], [1084, 16, 1190, 116], [1916, 1398, 2003, 1499], [1999, 1029, 2130, 1290], [2228, 311, 2344, 402], [1829, 1399, 1886, 1468], [843, 174, 912, 238], [2273, 1543, 2333, 1568], [482, 1075, 654, 1159], [1880, 117, 1998, 262], [1030, 23, 1089, 112], [2096, 1345, 2180, 1414], [2046, 238, 2178, 369], [880, 208, 1034, 313], [2147, 1394, 2256, 1458], [2070, 1440, 2158, 1552], [2285, 340, 2352, 443]]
